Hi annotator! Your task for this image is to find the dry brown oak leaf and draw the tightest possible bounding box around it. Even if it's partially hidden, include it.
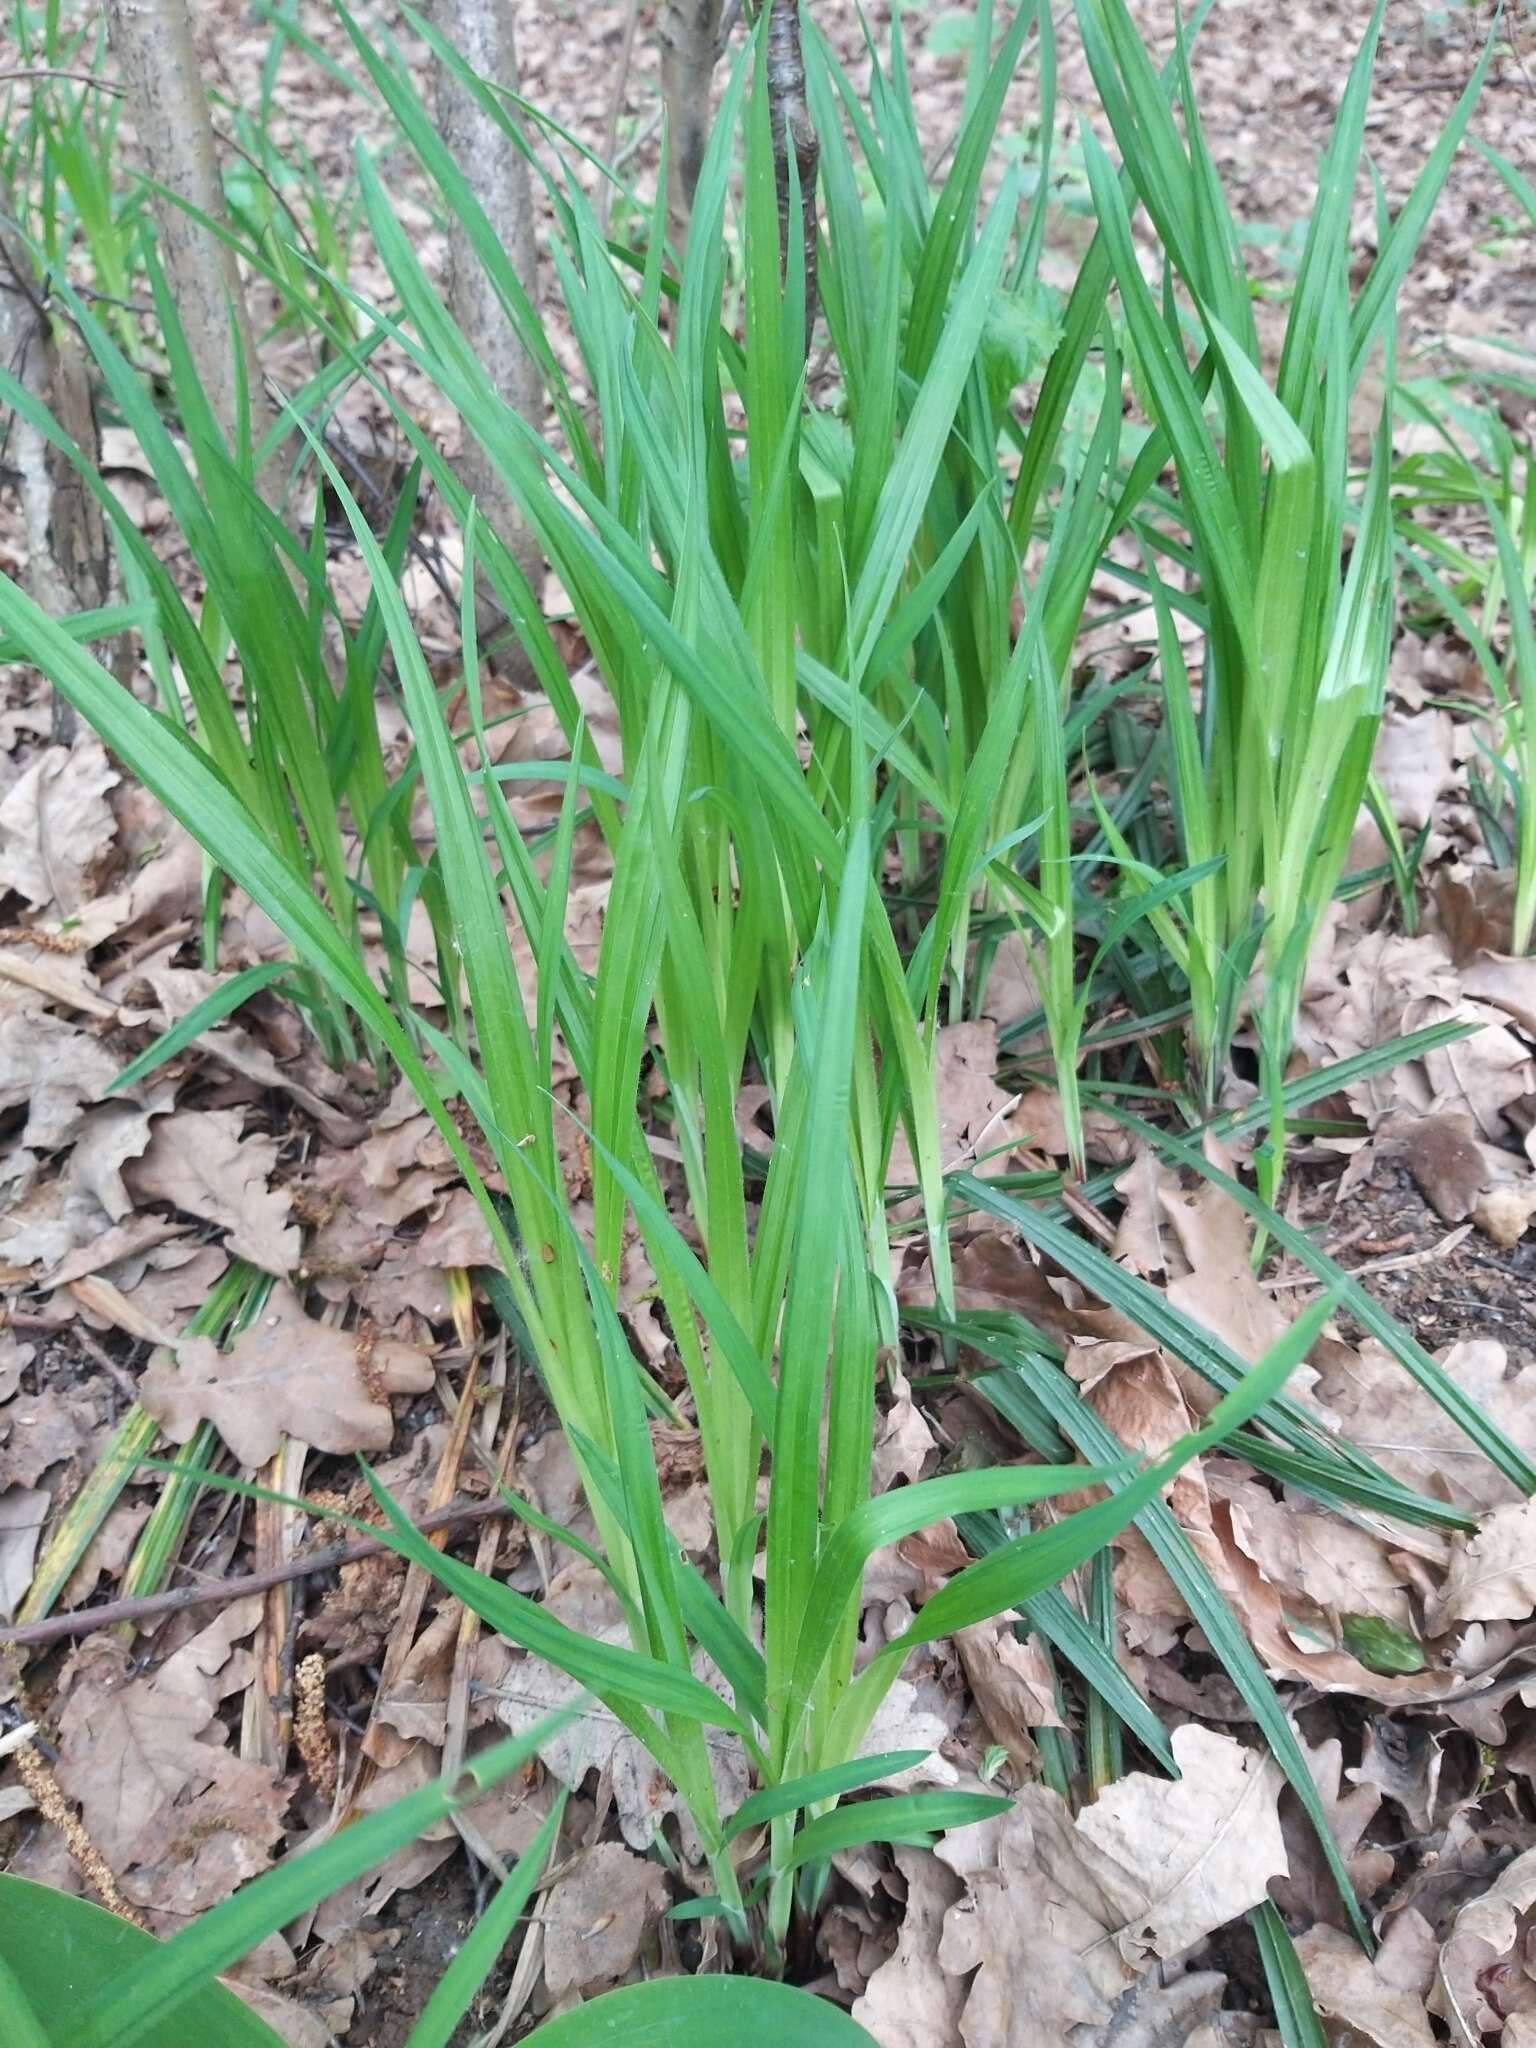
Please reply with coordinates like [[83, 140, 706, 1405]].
[[139, 1282, 433, 1466], [124, 1106, 298, 1276]]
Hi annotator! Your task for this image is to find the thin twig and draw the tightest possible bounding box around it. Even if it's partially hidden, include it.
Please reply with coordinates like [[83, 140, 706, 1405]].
[[0, 1496, 510, 1652], [597, 0, 645, 234], [612, 101, 665, 180], [0, 68, 124, 94]]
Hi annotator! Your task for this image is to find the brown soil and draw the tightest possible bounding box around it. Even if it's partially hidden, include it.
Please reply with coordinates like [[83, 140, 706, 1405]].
[[1316, 1160, 1536, 1358]]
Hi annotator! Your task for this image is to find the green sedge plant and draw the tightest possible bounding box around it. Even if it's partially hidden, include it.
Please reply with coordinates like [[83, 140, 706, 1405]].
[[1395, 373, 1536, 949], [0, 1711, 886, 2046], [1390, 138, 1536, 952], [0, 0, 1525, 2026], [1, 5, 142, 356], [1060, 0, 1493, 1204], [0, 500, 1341, 1963], [0, 9, 1359, 1970]]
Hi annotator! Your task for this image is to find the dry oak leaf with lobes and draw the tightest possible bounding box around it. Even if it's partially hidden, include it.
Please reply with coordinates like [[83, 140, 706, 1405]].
[[1317, 1336, 1536, 1516], [1295, 1925, 1435, 2048], [0, 734, 119, 914], [139, 1282, 434, 1466], [851, 1845, 967, 2048], [1432, 1843, 1536, 2040], [1072, 1722, 1288, 1962], [541, 1842, 670, 2000], [124, 1105, 299, 1276], [1429, 1501, 1536, 1634], [914, 1726, 1286, 2046]]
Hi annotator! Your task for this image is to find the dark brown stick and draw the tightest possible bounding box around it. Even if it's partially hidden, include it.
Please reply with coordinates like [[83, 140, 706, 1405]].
[[0, 1497, 510, 1653], [766, 0, 820, 356]]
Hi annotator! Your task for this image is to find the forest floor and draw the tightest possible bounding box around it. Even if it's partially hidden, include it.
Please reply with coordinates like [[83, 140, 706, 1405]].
[[3, 2, 1536, 2044]]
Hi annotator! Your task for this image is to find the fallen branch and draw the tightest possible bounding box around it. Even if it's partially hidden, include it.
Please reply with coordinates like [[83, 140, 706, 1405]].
[[0, 1496, 510, 1652]]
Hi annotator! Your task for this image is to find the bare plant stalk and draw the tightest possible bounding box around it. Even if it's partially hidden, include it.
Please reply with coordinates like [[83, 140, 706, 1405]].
[[0, 232, 111, 742], [104, 0, 273, 469], [598, 0, 645, 234], [766, 0, 819, 354], [660, 0, 725, 253], [430, 0, 544, 618]]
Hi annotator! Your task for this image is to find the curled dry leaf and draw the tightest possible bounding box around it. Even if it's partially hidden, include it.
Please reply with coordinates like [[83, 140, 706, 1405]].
[[42, 1214, 193, 1293], [1317, 1338, 1536, 1515], [1433, 868, 1523, 967], [858, 1677, 963, 1794], [1296, 1924, 1435, 2048], [541, 1841, 670, 2000], [303, 1170, 453, 1301], [1074, 1341, 1211, 1496], [156, 1597, 264, 1711], [1098, 1972, 1226, 2047], [1270, 1736, 1395, 1930], [0, 1484, 46, 1619], [953, 1616, 1063, 1786], [1158, 1167, 1291, 1369], [1071, 1723, 1288, 1964], [1207, 1498, 1452, 1706], [0, 1388, 87, 1487], [1460, 951, 1536, 1041], [0, 1094, 170, 1275], [1473, 1180, 1536, 1250], [54, 1637, 225, 1869], [1374, 708, 1458, 834], [0, 736, 119, 914], [0, 1332, 30, 1402], [0, 1009, 121, 1153], [1429, 1502, 1536, 1635], [1375, 1111, 1536, 1248], [886, 1021, 1018, 1189], [370, 1603, 460, 1747], [1217, 1468, 1420, 1632], [1431, 1844, 1536, 2041], [60, 1498, 151, 1608], [197, 1026, 368, 1151], [871, 1369, 938, 1493], [975, 933, 1045, 1039], [1010, 1085, 1133, 1166], [139, 1281, 434, 1467], [1349, 1720, 1483, 1837], [76, 819, 204, 952], [493, 1558, 749, 1854], [926, 1727, 1284, 2044], [125, 1105, 298, 1275], [412, 1185, 499, 1270], [1112, 1147, 1175, 1277], [1296, 926, 1534, 1141], [227, 1981, 335, 2048], [52, 1634, 290, 1921], [937, 1792, 1129, 2041], [852, 1846, 967, 2048], [0, 938, 116, 1019], [79, 1240, 228, 1337]]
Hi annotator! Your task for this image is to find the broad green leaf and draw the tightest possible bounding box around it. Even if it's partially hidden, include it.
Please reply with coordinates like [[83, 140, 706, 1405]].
[[0, 1879, 278, 2048], [724, 1751, 930, 1844], [71, 1718, 576, 2048], [784, 1790, 1011, 1871], [528, 1978, 879, 2044]]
